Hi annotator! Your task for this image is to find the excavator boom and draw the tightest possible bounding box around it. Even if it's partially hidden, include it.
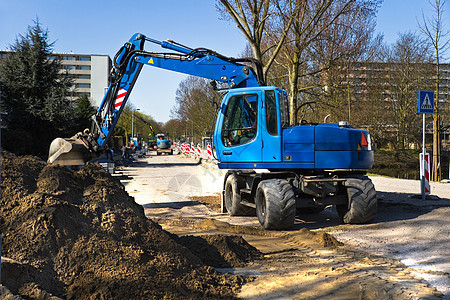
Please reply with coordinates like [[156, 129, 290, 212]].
[[48, 33, 262, 165]]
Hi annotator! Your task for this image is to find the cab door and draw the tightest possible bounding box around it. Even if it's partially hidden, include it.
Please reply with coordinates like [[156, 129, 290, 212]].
[[261, 89, 282, 162], [215, 90, 263, 165]]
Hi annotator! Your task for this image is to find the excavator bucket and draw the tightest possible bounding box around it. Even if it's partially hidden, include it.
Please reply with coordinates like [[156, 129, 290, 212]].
[[48, 136, 90, 166]]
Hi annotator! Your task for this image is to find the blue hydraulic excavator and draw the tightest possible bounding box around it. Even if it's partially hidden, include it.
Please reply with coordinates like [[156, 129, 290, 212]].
[[48, 33, 377, 229]]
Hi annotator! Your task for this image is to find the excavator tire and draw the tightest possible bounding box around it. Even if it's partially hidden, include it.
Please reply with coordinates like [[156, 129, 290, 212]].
[[337, 175, 377, 224], [224, 174, 253, 216], [255, 179, 296, 230]]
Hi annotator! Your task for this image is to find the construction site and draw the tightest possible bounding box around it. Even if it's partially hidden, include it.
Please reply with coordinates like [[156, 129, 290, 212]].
[[1, 2, 450, 298]]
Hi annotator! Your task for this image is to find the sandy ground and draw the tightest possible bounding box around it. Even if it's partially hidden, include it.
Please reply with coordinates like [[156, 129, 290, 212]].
[[324, 176, 450, 299], [118, 151, 450, 299]]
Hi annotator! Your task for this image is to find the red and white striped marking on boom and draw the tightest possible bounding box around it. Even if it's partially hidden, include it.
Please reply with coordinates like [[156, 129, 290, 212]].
[[114, 88, 127, 109]]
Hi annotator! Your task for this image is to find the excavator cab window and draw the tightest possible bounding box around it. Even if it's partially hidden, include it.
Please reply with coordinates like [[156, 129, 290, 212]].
[[221, 94, 258, 147], [265, 90, 277, 135], [279, 90, 290, 128]]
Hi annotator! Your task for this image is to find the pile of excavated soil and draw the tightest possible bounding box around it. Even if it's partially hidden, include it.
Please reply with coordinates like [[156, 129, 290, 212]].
[[0, 151, 252, 299]]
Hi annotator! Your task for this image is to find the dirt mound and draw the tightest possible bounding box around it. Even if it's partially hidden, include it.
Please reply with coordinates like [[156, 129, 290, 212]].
[[296, 228, 343, 248], [178, 235, 262, 268], [1, 151, 250, 299], [313, 232, 343, 248], [194, 218, 271, 236]]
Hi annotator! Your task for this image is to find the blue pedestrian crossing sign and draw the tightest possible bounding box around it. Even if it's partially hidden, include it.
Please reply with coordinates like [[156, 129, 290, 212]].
[[418, 90, 434, 114]]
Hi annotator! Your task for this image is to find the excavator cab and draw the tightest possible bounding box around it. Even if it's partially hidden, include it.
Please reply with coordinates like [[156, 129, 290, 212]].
[[215, 86, 288, 168], [215, 86, 374, 171]]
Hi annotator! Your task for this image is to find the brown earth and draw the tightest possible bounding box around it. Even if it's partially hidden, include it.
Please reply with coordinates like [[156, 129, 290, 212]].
[[0, 151, 255, 299], [156, 216, 443, 300]]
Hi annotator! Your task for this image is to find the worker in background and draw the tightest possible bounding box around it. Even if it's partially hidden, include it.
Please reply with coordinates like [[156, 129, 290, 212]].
[[105, 146, 114, 161], [121, 145, 126, 159]]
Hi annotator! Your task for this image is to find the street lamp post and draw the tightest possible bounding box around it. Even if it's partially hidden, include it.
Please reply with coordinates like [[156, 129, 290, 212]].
[[132, 108, 140, 139]]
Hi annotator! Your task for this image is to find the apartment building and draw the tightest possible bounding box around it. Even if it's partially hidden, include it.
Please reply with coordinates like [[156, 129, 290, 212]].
[[340, 61, 450, 145], [54, 53, 111, 107], [342, 61, 450, 107], [0, 51, 111, 107]]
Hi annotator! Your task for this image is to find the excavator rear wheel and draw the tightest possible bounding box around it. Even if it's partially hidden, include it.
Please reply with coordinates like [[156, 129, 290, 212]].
[[224, 174, 253, 216], [337, 175, 377, 224]]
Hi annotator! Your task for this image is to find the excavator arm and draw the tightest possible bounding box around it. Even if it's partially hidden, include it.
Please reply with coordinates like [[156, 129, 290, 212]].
[[133, 113, 156, 137], [48, 33, 263, 165]]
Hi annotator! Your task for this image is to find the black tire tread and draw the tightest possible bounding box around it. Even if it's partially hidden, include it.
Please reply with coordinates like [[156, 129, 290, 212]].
[[256, 179, 296, 230], [342, 175, 377, 224], [224, 174, 253, 216]]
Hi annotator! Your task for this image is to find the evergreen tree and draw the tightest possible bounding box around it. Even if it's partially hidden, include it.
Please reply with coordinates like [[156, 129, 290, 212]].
[[0, 19, 74, 157], [74, 95, 96, 132]]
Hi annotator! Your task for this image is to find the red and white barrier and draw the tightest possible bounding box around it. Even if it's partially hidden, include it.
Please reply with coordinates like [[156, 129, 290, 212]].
[[197, 144, 201, 159], [420, 152, 431, 194], [207, 144, 213, 160], [190, 142, 195, 156]]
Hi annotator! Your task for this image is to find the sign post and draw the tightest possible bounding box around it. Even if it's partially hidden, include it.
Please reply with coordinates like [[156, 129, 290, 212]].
[[418, 90, 434, 200]]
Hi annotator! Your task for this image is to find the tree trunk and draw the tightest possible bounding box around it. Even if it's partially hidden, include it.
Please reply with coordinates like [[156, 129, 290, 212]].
[[432, 114, 441, 181], [288, 52, 300, 125], [433, 49, 441, 181]]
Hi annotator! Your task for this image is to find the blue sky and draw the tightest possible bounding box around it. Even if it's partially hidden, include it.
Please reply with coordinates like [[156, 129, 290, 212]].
[[0, 0, 449, 123]]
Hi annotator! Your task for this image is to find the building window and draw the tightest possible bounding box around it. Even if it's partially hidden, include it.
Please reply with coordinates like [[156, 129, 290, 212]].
[[79, 66, 91, 70], [78, 56, 91, 61], [78, 74, 91, 79], [76, 92, 91, 98], [63, 65, 76, 70], [78, 83, 91, 89], [63, 56, 75, 60]]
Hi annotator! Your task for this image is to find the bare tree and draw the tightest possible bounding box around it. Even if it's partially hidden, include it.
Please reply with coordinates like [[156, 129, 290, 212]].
[[306, 0, 380, 125], [217, 0, 295, 83], [217, 0, 380, 125], [383, 33, 434, 154], [171, 76, 219, 143], [418, 0, 450, 181], [163, 119, 185, 142]]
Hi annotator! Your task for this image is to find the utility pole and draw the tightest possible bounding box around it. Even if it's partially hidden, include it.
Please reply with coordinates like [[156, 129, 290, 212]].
[[132, 108, 140, 139]]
